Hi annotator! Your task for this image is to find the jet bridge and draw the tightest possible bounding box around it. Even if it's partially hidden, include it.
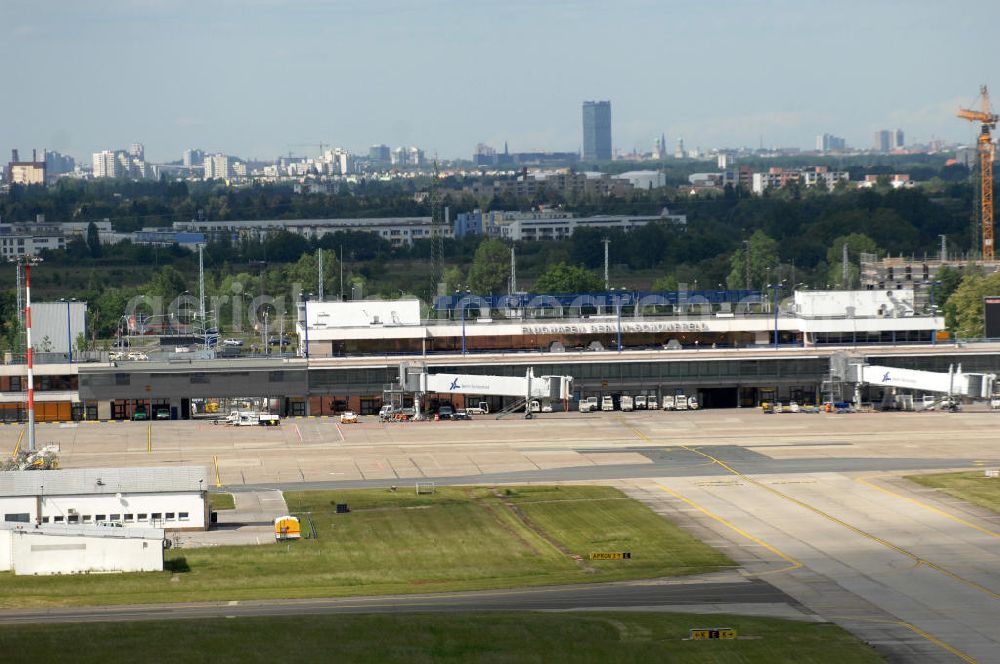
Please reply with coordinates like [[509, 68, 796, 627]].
[[397, 364, 573, 418], [846, 357, 996, 409]]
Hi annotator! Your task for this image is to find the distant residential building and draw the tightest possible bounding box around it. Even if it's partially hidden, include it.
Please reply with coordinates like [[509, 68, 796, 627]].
[[955, 146, 978, 168], [895, 129, 905, 149], [6, 149, 46, 185], [203, 154, 232, 180], [473, 143, 497, 167], [859, 174, 913, 189], [582, 100, 612, 161], [816, 133, 847, 152], [368, 145, 391, 165], [492, 211, 686, 242], [182, 148, 205, 168], [43, 150, 75, 176], [174, 217, 448, 248], [874, 129, 893, 152], [752, 166, 848, 194], [92, 150, 122, 178], [129, 143, 145, 161], [467, 171, 633, 199], [390, 146, 424, 167]]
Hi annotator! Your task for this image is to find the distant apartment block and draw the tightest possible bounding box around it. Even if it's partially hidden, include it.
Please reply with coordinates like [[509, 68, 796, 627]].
[[203, 154, 232, 180], [0, 218, 66, 257], [182, 148, 205, 168], [751, 166, 848, 194], [43, 150, 75, 176], [582, 101, 612, 161], [453, 208, 685, 241], [391, 147, 424, 167], [369, 145, 391, 165], [873, 129, 903, 152], [816, 133, 847, 152], [92, 150, 122, 178], [174, 217, 448, 247], [467, 171, 633, 199], [92, 148, 156, 179]]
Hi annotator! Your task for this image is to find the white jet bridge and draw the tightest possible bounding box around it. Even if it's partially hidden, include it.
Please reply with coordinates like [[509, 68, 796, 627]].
[[397, 364, 573, 419], [848, 359, 996, 410]]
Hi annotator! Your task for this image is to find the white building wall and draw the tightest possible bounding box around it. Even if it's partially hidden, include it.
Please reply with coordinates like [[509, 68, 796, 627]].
[[0, 530, 10, 571], [7, 529, 163, 575], [0, 492, 206, 530]]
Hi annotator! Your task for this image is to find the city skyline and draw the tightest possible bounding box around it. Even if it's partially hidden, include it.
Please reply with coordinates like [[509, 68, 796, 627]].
[[1, 1, 998, 163]]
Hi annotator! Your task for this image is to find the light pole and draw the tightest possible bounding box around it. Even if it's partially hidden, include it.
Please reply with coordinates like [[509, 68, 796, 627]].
[[769, 281, 785, 348], [302, 293, 311, 359], [12, 256, 42, 452], [60, 298, 75, 363], [926, 280, 941, 345]]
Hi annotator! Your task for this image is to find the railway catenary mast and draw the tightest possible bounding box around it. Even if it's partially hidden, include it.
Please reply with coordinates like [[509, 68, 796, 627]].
[[957, 85, 999, 261]]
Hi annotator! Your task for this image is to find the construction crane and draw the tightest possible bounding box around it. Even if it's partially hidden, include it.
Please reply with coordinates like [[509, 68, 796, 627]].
[[957, 85, 999, 261]]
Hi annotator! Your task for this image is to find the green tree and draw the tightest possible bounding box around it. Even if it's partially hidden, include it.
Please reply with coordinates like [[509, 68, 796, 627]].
[[943, 270, 1000, 337], [468, 239, 510, 294], [726, 230, 778, 290], [86, 221, 102, 258], [286, 249, 339, 297], [827, 233, 879, 288], [442, 266, 464, 293], [531, 263, 603, 293], [651, 274, 679, 291]]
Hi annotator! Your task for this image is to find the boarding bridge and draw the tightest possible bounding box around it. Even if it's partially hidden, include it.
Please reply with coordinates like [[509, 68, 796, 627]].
[[844, 356, 996, 409], [398, 364, 573, 418]]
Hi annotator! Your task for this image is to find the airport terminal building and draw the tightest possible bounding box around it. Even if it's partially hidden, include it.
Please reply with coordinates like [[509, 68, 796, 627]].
[[1, 289, 997, 418]]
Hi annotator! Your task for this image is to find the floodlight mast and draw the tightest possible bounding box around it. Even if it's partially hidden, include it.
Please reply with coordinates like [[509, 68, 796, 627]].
[[11, 256, 43, 452]]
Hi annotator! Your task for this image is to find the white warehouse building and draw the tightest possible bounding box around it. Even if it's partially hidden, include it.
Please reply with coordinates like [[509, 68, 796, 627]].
[[0, 466, 210, 531], [0, 524, 165, 575]]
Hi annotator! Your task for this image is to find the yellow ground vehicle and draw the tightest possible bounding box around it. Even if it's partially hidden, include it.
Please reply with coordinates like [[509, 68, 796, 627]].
[[274, 515, 301, 541], [205, 402, 220, 414]]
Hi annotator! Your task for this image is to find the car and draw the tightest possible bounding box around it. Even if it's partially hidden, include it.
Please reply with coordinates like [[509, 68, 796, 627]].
[[222, 338, 244, 347], [126, 352, 148, 361], [174, 346, 191, 353], [541, 402, 553, 413], [452, 409, 471, 420], [437, 405, 454, 420], [132, 409, 149, 421], [109, 351, 125, 361], [154, 408, 171, 420], [269, 336, 292, 346], [340, 410, 358, 424]]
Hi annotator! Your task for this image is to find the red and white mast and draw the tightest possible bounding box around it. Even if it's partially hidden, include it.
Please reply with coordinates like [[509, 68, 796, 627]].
[[16, 256, 42, 452]]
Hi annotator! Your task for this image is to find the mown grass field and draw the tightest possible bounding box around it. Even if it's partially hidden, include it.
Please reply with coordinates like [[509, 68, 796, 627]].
[[0, 486, 734, 608], [0, 612, 882, 664], [907, 471, 1000, 513], [208, 492, 235, 510]]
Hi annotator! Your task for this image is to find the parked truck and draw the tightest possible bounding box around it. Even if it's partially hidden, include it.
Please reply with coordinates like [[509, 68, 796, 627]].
[[601, 395, 614, 411], [635, 395, 647, 410], [620, 395, 634, 412], [675, 395, 688, 410], [579, 396, 599, 413]]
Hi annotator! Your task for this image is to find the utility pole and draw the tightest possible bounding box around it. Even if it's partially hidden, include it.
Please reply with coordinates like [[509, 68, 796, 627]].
[[842, 241, 849, 289], [339, 244, 344, 301], [317, 248, 324, 301], [939, 234, 947, 262], [602, 238, 610, 290]]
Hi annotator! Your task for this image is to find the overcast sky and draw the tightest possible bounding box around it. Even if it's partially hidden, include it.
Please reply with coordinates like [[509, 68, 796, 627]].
[[1, 0, 996, 163]]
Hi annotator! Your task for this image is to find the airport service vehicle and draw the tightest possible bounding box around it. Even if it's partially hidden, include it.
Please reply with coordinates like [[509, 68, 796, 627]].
[[991, 395, 1000, 410], [662, 395, 675, 411], [154, 408, 170, 420], [647, 396, 659, 410], [340, 411, 358, 424], [274, 516, 301, 541], [529, 400, 541, 413], [541, 401, 553, 413], [634, 395, 647, 410], [688, 397, 700, 410], [229, 410, 281, 426], [674, 395, 689, 410], [465, 402, 490, 415], [620, 395, 634, 412], [132, 408, 149, 421], [579, 396, 599, 413], [437, 405, 454, 420], [379, 405, 397, 421], [453, 409, 471, 420], [787, 401, 799, 413], [601, 396, 614, 411]]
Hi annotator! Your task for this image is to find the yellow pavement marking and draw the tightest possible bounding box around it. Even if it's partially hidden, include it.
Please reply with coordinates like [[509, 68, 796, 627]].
[[856, 476, 1000, 540], [899, 621, 979, 664], [627, 422, 1000, 600], [655, 482, 801, 575]]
